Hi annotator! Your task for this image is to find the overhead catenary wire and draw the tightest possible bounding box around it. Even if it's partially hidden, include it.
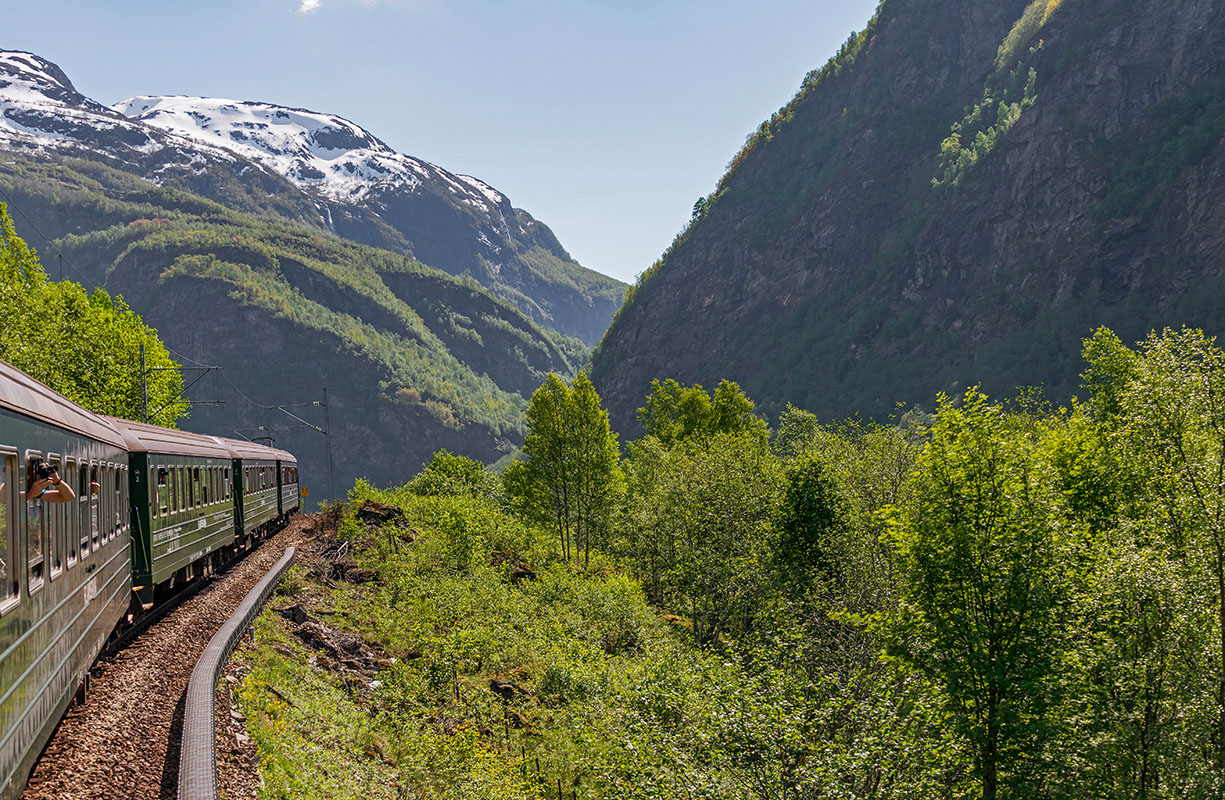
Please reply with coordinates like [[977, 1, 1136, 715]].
[[0, 184, 98, 292]]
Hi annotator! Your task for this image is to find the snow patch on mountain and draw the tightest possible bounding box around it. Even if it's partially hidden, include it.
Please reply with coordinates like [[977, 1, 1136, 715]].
[[113, 95, 508, 213]]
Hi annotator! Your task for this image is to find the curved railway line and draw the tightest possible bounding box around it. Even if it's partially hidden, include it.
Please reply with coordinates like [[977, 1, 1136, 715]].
[[19, 516, 313, 800]]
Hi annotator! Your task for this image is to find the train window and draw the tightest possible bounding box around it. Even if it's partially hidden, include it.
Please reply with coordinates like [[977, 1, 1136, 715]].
[[156, 467, 168, 518], [224, 468, 231, 500], [65, 462, 77, 568], [96, 467, 105, 547], [89, 465, 100, 551], [116, 460, 126, 536], [111, 467, 121, 540], [191, 467, 200, 508], [78, 463, 91, 556], [91, 465, 102, 551], [25, 456, 44, 590], [96, 467, 106, 548], [47, 458, 63, 579], [0, 454, 13, 604], [121, 467, 129, 536]]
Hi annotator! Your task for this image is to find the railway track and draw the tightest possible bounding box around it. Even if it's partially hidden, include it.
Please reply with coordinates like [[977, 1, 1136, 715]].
[[19, 514, 316, 800]]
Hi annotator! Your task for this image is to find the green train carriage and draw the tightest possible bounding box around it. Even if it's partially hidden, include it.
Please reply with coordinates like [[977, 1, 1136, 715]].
[[0, 360, 301, 798], [0, 363, 131, 800], [274, 446, 299, 518], [210, 436, 288, 543], [104, 418, 238, 610]]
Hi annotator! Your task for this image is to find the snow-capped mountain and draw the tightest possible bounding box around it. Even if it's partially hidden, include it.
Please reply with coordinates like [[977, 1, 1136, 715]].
[[113, 95, 504, 212], [0, 51, 267, 172], [0, 50, 623, 344]]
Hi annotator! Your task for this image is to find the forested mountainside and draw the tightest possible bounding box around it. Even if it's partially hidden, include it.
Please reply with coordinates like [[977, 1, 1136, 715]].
[[0, 150, 584, 495], [0, 50, 624, 345], [591, 0, 1225, 432]]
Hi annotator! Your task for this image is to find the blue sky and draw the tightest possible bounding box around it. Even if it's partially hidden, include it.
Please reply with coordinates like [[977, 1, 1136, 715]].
[[4, 0, 879, 283]]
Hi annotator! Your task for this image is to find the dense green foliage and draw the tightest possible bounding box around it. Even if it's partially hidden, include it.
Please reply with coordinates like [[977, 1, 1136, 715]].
[[636, 378, 767, 447], [243, 325, 1225, 798], [0, 204, 184, 424]]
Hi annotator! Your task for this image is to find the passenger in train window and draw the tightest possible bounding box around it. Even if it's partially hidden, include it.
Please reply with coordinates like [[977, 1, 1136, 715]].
[[26, 459, 75, 503]]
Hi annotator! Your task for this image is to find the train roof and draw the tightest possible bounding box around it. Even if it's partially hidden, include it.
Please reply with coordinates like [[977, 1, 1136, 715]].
[[0, 359, 127, 449], [102, 416, 235, 460], [206, 434, 286, 463], [270, 447, 296, 465]]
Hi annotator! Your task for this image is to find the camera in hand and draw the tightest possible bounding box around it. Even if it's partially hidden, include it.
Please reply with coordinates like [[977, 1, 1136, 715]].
[[34, 462, 58, 481]]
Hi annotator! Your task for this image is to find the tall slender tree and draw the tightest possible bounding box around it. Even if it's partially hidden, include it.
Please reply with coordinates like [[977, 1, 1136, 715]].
[[504, 372, 621, 566]]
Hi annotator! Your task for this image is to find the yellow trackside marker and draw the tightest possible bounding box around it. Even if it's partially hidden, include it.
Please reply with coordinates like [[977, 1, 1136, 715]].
[[300, 487, 309, 497]]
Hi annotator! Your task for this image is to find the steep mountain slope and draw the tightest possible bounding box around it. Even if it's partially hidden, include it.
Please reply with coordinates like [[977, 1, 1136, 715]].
[[591, 0, 1225, 431], [0, 50, 623, 343]]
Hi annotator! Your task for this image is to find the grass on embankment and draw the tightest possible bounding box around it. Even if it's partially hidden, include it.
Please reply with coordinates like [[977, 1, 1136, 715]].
[[234, 482, 750, 800]]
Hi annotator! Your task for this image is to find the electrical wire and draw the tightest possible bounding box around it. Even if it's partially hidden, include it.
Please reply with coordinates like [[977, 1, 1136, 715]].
[[0, 185, 98, 291]]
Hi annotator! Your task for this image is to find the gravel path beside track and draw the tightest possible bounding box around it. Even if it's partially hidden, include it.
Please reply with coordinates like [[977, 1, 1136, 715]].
[[21, 514, 315, 800]]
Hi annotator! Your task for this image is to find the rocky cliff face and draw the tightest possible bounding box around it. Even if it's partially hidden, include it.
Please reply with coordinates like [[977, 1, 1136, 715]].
[[591, 0, 1225, 432]]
